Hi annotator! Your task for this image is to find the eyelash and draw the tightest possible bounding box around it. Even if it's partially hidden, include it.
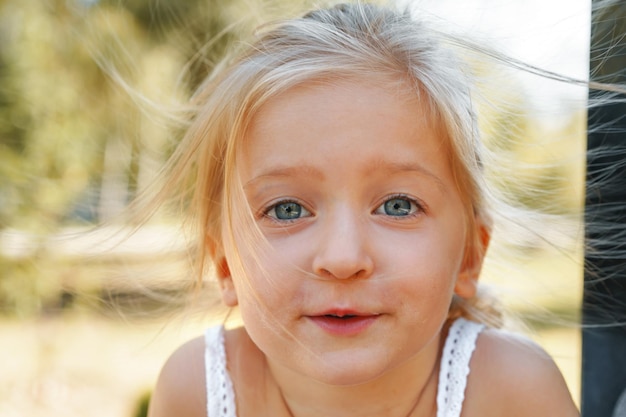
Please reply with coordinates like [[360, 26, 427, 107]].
[[262, 198, 312, 222], [374, 194, 425, 218]]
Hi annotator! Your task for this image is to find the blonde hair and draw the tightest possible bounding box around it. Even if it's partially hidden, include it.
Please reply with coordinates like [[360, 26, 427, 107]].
[[157, 2, 502, 325]]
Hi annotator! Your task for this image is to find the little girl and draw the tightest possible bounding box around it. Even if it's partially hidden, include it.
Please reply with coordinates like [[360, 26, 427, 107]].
[[146, 3, 579, 416]]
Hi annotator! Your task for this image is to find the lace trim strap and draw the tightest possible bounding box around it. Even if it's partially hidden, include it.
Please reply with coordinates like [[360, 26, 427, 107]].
[[205, 326, 237, 417], [203, 320, 480, 417], [436, 318, 485, 417]]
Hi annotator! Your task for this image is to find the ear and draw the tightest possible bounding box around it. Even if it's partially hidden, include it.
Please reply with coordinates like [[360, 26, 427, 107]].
[[455, 221, 491, 299], [206, 235, 239, 307], [216, 256, 238, 307]]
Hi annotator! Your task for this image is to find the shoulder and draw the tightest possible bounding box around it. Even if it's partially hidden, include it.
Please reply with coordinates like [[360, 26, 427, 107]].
[[148, 334, 207, 417], [462, 326, 579, 417]]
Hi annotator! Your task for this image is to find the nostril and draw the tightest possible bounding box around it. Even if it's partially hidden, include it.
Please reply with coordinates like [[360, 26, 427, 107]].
[[318, 267, 367, 280]]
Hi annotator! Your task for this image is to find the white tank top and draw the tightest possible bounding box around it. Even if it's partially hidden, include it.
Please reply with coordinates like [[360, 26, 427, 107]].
[[205, 317, 484, 417]]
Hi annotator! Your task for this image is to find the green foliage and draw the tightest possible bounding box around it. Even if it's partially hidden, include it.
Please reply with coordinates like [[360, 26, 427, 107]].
[[0, 0, 238, 316], [132, 390, 151, 417], [478, 81, 586, 216], [0, 0, 244, 231]]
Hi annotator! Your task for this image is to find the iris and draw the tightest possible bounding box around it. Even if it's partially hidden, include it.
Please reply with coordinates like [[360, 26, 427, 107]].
[[274, 202, 303, 220], [384, 198, 412, 216]]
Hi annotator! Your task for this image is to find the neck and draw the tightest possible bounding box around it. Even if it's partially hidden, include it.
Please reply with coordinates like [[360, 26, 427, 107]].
[[266, 337, 442, 417]]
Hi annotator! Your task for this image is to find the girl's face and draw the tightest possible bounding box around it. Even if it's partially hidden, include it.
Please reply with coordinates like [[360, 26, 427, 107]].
[[219, 77, 484, 386]]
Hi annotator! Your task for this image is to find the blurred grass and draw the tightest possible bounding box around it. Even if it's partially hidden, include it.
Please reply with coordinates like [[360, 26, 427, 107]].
[[0, 313, 210, 417]]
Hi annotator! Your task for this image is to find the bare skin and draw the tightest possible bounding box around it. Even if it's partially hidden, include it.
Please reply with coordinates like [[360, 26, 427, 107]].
[[147, 324, 579, 417]]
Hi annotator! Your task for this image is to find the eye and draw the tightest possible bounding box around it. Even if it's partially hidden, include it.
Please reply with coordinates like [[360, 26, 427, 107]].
[[375, 195, 420, 217], [265, 200, 312, 221]]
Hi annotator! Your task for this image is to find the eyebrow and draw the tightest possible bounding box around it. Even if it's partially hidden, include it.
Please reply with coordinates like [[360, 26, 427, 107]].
[[244, 160, 447, 192], [371, 159, 448, 192], [243, 165, 324, 189]]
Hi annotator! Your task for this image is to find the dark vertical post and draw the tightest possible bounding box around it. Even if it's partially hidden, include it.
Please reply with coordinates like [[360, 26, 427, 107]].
[[583, 2, 626, 417]]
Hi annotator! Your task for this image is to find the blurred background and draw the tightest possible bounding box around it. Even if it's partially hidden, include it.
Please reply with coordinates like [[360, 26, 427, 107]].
[[0, 0, 589, 416]]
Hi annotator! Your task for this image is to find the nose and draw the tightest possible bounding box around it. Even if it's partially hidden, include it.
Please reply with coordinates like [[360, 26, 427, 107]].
[[312, 207, 374, 280]]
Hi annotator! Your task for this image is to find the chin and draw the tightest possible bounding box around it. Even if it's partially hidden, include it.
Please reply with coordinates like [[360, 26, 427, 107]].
[[300, 351, 396, 387]]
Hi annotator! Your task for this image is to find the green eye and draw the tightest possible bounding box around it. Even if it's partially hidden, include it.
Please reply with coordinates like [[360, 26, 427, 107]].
[[384, 198, 412, 216], [275, 202, 302, 219], [375, 196, 419, 217], [266, 201, 311, 220]]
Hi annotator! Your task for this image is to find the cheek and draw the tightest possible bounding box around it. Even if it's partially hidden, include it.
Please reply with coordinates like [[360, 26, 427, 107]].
[[231, 241, 305, 313], [374, 225, 466, 305], [230, 248, 306, 353], [377, 222, 466, 274]]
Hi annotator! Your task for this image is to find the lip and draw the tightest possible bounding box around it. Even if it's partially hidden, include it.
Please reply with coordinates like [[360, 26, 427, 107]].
[[307, 310, 380, 337]]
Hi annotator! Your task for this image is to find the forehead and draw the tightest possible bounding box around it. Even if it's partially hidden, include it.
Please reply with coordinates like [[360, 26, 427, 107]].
[[237, 76, 453, 182], [236, 78, 458, 206]]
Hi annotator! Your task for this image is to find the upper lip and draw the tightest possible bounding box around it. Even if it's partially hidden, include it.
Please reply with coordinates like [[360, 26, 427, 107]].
[[311, 309, 380, 318]]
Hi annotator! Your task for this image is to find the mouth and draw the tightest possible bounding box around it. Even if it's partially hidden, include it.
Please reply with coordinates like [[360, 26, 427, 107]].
[[307, 311, 381, 336], [323, 313, 359, 319]]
